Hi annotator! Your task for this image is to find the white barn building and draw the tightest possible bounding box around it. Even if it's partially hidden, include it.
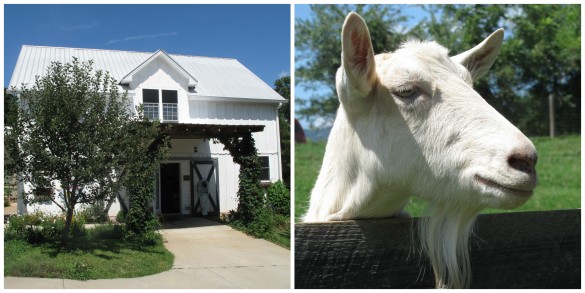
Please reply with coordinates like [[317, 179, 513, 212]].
[[8, 45, 286, 217]]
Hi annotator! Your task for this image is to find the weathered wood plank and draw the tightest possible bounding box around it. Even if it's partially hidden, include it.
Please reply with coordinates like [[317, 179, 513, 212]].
[[295, 209, 580, 289]]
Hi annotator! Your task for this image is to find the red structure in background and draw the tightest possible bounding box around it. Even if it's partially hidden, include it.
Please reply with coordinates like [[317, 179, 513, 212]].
[[295, 119, 306, 143]]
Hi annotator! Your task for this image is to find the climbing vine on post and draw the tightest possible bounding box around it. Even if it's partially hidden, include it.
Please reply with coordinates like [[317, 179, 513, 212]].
[[215, 132, 271, 235], [123, 121, 170, 245]]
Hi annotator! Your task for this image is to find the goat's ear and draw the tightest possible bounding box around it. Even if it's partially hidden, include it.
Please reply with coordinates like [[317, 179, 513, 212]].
[[451, 29, 504, 81], [341, 12, 377, 97]]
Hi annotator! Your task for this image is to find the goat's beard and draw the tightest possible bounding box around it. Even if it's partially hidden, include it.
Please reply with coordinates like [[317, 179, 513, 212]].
[[418, 203, 482, 289]]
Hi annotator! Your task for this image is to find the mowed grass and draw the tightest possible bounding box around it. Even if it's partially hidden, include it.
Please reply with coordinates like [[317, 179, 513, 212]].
[[4, 225, 174, 280], [294, 135, 580, 220], [295, 141, 327, 221]]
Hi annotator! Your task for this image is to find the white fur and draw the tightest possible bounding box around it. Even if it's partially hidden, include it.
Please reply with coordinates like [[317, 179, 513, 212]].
[[303, 12, 538, 289]]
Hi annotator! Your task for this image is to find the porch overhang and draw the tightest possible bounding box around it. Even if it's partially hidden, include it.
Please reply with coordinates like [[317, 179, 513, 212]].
[[161, 123, 264, 139]]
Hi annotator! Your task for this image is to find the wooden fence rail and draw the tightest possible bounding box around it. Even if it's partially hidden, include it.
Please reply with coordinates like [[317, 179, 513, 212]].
[[295, 209, 580, 289]]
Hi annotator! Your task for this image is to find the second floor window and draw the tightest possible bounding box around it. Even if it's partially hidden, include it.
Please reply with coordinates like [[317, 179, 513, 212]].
[[142, 89, 178, 122], [143, 89, 159, 121], [162, 90, 178, 122]]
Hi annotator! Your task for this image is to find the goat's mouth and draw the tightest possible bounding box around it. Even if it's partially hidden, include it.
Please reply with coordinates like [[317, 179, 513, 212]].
[[474, 175, 533, 197]]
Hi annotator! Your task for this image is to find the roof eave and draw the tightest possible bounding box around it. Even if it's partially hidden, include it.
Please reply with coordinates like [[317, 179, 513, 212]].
[[188, 94, 287, 104]]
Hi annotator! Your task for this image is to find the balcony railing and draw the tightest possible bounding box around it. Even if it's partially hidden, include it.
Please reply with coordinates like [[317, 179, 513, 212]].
[[143, 103, 178, 122], [144, 103, 159, 121], [163, 103, 178, 123]]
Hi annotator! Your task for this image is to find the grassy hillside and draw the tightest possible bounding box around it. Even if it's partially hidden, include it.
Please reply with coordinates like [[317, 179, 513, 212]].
[[294, 135, 581, 221]]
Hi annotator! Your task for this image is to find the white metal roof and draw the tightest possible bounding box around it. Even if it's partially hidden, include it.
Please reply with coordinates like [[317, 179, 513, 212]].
[[8, 45, 285, 103]]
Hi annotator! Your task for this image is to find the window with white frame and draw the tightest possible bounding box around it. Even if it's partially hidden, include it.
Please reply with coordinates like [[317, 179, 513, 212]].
[[259, 156, 270, 181], [143, 89, 159, 121], [142, 89, 178, 122], [34, 186, 53, 204], [162, 90, 178, 122]]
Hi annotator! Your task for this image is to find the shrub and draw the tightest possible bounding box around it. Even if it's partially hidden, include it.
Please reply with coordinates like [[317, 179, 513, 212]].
[[77, 201, 108, 223], [39, 215, 65, 240], [124, 218, 161, 246], [5, 215, 29, 241], [248, 208, 275, 238], [267, 181, 290, 216], [70, 216, 87, 238], [115, 210, 127, 224], [5, 212, 86, 243], [5, 188, 13, 207]]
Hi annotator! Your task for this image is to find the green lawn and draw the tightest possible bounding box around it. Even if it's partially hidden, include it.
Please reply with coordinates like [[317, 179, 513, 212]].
[[262, 214, 291, 249], [4, 225, 174, 280], [295, 135, 581, 220]]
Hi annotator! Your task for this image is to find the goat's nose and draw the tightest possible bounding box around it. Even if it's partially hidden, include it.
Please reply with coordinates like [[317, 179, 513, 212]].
[[507, 150, 538, 174]]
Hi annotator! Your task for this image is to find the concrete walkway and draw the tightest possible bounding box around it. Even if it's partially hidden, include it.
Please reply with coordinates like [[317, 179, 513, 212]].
[[4, 217, 290, 289]]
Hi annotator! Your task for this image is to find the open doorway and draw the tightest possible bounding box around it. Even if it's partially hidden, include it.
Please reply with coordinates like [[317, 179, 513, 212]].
[[160, 163, 181, 214]]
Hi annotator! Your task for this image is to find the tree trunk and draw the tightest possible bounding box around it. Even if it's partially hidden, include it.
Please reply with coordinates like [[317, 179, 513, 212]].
[[62, 207, 73, 247], [61, 187, 76, 247]]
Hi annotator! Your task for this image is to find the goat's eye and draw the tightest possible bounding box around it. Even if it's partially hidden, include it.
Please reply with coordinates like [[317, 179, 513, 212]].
[[395, 87, 417, 99]]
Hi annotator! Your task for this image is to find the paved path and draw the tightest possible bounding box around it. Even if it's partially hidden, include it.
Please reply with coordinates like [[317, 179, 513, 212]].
[[4, 217, 290, 289]]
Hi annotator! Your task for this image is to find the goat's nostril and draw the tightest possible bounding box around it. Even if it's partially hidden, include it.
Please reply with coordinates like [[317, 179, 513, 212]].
[[508, 154, 536, 174]]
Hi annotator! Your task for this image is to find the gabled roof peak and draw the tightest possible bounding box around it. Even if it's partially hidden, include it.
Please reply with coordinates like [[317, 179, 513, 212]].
[[119, 49, 198, 88]]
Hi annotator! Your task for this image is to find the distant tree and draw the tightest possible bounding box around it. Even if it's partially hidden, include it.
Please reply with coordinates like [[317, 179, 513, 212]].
[[508, 4, 580, 135], [4, 89, 19, 173], [297, 4, 580, 136], [4, 88, 18, 127], [5, 58, 168, 246], [424, 4, 580, 135], [295, 4, 408, 128], [274, 76, 291, 188]]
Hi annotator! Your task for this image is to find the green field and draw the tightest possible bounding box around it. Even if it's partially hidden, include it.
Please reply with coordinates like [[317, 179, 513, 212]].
[[5, 225, 174, 280], [294, 135, 581, 221]]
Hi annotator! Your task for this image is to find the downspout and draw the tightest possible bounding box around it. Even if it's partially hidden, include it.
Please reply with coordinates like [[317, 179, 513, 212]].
[[274, 104, 283, 182]]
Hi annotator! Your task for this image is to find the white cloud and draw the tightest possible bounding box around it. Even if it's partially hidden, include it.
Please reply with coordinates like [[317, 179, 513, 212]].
[[278, 71, 290, 78], [106, 32, 178, 45]]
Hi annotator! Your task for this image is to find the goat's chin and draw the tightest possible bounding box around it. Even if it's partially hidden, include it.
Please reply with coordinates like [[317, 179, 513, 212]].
[[475, 184, 533, 210], [418, 203, 482, 289]]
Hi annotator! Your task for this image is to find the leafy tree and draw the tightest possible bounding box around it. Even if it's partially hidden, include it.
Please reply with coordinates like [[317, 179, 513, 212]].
[[4, 88, 18, 128], [274, 76, 291, 188], [5, 58, 168, 246], [296, 4, 408, 127], [509, 4, 580, 135], [296, 4, 580, 136], [4, 89, 19, 173], [426, 4, 580, 135]]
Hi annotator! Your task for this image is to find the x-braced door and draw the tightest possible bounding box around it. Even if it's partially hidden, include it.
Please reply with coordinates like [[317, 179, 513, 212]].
[[191, 159, 219, 216]]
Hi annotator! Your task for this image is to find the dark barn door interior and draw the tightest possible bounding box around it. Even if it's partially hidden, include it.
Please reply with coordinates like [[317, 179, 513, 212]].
[[160, 163, 181, 214]]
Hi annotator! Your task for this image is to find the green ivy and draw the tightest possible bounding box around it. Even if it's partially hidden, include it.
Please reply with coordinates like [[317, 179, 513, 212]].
[[123, 122, 170, 246], [267, 181, 290, 216], [215, 132, 271, 236]]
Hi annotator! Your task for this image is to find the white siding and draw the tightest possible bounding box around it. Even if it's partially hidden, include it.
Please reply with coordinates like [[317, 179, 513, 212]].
[[20, 180, 123, 217], [12, 46, 285, 217]]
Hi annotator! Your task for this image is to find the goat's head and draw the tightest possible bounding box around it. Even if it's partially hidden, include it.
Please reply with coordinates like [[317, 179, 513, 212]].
[[338, 12, 537, 211], [334, 12, 537, 288]]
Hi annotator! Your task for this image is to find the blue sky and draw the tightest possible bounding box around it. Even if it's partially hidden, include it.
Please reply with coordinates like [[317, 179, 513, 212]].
[[4, 4, 290, 88]]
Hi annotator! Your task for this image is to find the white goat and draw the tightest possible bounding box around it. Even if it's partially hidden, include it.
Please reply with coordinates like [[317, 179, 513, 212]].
[[303, 12, 538, 289]]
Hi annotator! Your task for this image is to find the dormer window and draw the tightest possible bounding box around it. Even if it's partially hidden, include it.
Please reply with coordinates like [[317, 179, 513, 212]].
[[162, 90, 178, 122], [142, 89, 178, 123], [143, 89, 159, 121]]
